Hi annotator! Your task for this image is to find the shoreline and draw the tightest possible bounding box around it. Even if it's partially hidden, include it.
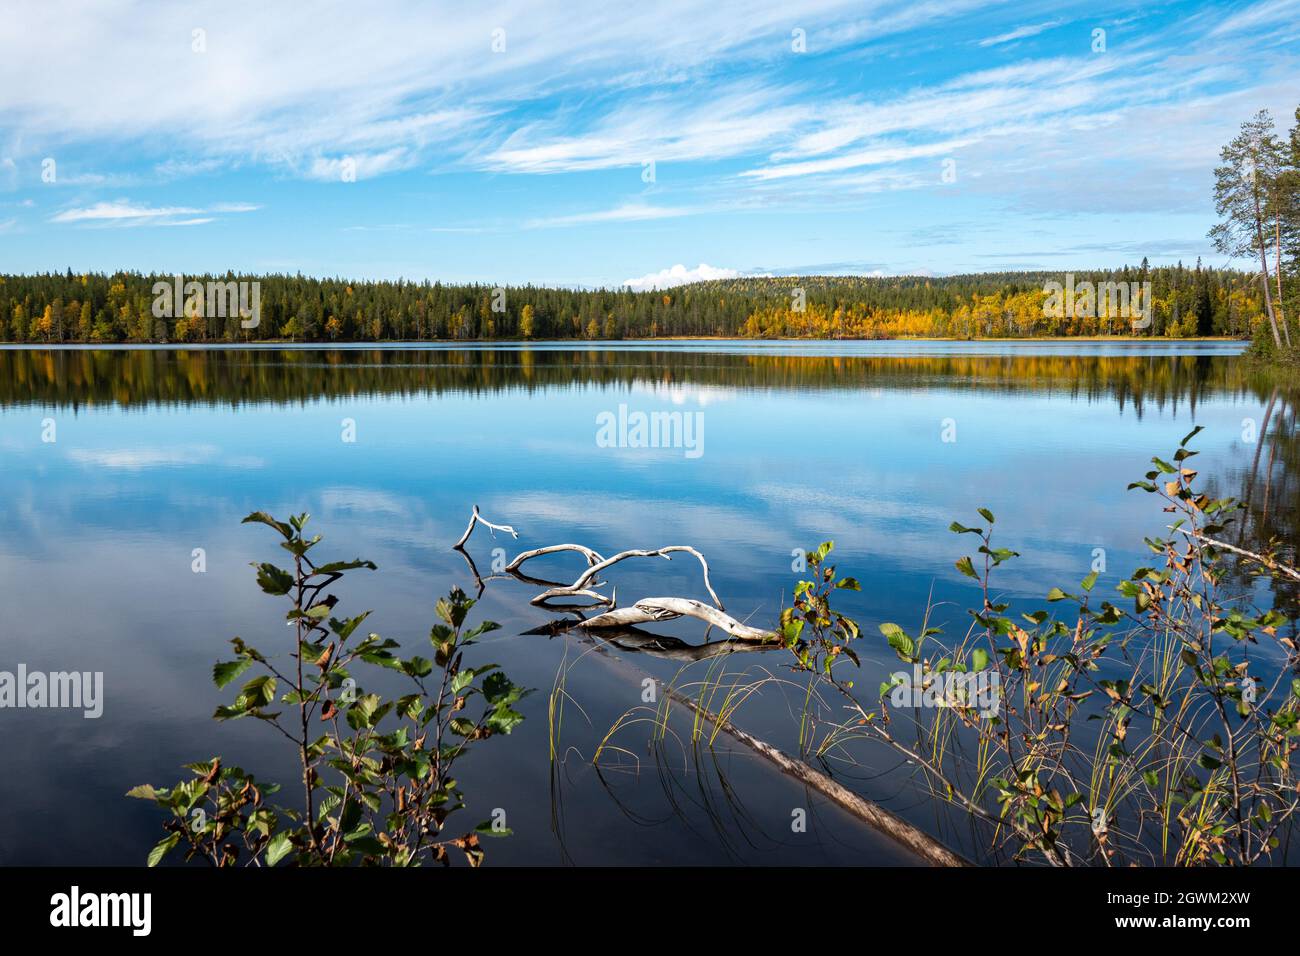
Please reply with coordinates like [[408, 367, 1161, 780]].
[[0, 335, 1250, 349]]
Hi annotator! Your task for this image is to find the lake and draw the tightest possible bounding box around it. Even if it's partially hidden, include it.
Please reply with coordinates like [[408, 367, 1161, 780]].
[[0, 339, 1294, 865]]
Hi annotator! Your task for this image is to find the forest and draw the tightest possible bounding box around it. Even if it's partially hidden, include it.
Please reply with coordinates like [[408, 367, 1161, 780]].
[[0, 263, 1275, 344]]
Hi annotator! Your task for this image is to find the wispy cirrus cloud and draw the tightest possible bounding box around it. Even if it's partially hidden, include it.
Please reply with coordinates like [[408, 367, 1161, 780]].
[[526, 202, 693, 228], [742, 139, 973, 181], [0, 0, 942, 183], [2, 0, 1298, 281], [485, 84, 811, 174], [50, 199, 258, 226], [1208, 0, 1300, 37], [978, 20, 1065, 47]]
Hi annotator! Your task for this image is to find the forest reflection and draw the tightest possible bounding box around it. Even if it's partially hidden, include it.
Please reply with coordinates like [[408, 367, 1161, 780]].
[[3, 345, 1294, 613], [0, 345, 1284, 412]]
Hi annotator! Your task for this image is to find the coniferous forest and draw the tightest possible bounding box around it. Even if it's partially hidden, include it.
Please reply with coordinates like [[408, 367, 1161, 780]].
[[0, 263, 1276, 344]]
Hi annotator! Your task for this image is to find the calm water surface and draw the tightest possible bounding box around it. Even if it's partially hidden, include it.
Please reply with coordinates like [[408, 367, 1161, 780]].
[[1, 340, 1294, 865]]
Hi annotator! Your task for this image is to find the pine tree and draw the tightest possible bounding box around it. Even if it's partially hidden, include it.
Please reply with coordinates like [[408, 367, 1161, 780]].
[[1210, 110, 1285, 347]]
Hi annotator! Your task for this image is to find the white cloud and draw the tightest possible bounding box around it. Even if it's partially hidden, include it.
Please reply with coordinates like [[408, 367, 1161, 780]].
[[0, 1, 933, 182], [302, 150, 414, 182], [153, 157, 225, 179], [50, 198, 258, 226], [0, 0, 1295, 242], [50, 200, 201, 223], [485, 84, 811, 174], [977, 20, 1064, 47], [1208, 0, 1300, 37], [743, 138, 973, 181], [527, 202, 692, 228], [622, 263, 748, 291]]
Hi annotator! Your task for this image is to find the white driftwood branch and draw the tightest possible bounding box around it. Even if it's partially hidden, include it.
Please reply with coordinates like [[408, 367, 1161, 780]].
[[454, 505, 754, 631], [453, 505, 519, 549], [535, 547, 724, 610], [505, 543, 605, 572], [576, 598, 775, 642], [532, 587, 613, 611]]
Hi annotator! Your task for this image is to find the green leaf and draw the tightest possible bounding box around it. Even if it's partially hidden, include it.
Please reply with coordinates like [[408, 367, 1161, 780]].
[[238, 674, 277, 708], [147, 832, 181, 868], [976, 508, 995, 524], [879, 623, 914, 662], [242, 511, 294, 539], [253, 562, 294, 596], [401, 656, 434, 678], [346, 693, 381, 730], [1046, 587, 1068, 602], [265, 831, 294, 867], [1081, 571, 1098, 593], [482, 671, 524, 706], [450, 717, 478, 737], [955, 556, 978, 579], [315, 559, 377, 574], [329, 611, 371, 642], [486, 703, 525, 735], [213, 658, 253, 689], [970, 648, 989, 672], [462, 620, 502, 642], [347, 836, 385, 857]]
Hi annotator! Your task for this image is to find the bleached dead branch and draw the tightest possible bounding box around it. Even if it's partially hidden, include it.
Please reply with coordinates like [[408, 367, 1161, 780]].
[[455, 506, 773, 642], [505, 543, 605, 571], [453, 504, 519, 549], [576, 598, 774, 642]]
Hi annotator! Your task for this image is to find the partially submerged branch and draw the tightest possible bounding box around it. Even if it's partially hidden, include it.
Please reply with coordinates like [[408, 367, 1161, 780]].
[[524, 621, 774, 662], [456, 506, 767, 641], [453, 504, 519, 550], [576, 597, 774, 642]]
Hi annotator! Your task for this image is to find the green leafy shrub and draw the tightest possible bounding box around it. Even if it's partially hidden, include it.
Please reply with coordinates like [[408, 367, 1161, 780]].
[[129, 511, 528, 866], [784, 431, 1300, 866]]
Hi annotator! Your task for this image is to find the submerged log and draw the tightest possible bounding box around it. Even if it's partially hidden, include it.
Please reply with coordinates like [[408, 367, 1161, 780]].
[[661, 682, 971, 867]]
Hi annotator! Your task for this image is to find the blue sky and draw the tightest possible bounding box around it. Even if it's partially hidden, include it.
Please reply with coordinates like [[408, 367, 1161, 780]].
[[1, 0, 1297, 288]]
